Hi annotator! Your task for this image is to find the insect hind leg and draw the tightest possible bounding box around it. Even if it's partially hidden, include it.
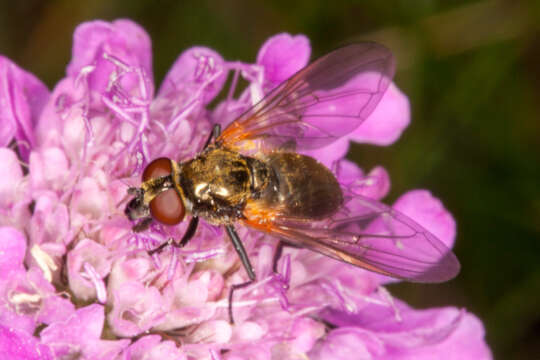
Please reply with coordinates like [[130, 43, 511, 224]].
[[272, 241, 301, 273], [227, 279, 255, 324], [225, 225, 256, 324]]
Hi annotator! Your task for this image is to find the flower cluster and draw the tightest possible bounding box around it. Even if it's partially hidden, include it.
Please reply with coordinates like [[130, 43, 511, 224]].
[[0, 20, 492, 359]]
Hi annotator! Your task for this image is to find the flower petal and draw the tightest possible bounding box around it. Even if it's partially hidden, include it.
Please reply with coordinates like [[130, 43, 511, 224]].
[[41, 304, 129, 359], [67, 19, 153, 92], [256, 33, 310, 86], [393, 190, 456, 249], [0, 325, 53, 360], [0, 227, 26, 276], [29, 147, 69, 192], [0, 57, 49, 159], [350, 82, 410, 146], [0, 149, 23, 198], [70, 176, 109, 229], [122, 335, 187, 360], [67, 239, 112, 301], [302, 137, 349, 169], [159, 46, 226, 105], [28, 193, 69, 248], [108, 281, 165, 337], [318, 300, 491, 360], [336, 160, 391, 200], [309, 328, 383, 360]]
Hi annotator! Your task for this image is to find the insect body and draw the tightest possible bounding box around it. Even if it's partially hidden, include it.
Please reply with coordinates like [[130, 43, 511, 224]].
[[181, 146, 343, 222], [125, 42, 460, 322], [179, 145, 271, 225]]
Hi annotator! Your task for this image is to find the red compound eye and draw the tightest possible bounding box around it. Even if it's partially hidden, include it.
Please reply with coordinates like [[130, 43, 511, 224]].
[[150, 188, 185, 225], [142, 158, 185, 225], [143, 157, 173, 182]]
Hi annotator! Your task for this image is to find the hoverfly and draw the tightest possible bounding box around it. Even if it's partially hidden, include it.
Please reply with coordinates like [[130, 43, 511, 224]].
[[125, 42, 460, 322]]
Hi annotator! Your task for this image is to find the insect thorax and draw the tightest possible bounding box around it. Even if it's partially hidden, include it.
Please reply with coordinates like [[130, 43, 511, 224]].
[[178, 146, 272, 224]]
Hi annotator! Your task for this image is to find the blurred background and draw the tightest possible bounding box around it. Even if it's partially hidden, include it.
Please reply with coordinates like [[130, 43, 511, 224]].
[[0, 0, 538, 358]]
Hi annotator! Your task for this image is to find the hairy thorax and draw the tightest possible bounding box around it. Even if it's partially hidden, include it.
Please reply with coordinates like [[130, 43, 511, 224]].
[[178, 146, 271, 224]]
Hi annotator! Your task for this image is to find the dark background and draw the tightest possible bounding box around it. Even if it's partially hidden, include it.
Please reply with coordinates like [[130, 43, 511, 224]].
[[1, 1, 538, 358]]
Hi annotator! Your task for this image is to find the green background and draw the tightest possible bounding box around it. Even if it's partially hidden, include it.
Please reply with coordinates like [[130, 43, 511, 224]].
[[1, 1, 538, 358]]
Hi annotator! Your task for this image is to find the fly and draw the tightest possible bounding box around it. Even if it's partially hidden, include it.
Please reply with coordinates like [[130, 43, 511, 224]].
[[125, 42, 460, 323]]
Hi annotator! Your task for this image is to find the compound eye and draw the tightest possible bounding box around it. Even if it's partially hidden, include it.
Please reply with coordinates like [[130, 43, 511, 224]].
[[143, 157, 173, 181], [142, 157, 185, 225], [150, 189, 185, 225]]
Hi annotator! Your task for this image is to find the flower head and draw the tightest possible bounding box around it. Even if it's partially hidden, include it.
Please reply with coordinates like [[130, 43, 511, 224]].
[[0, 20, 491, 359]]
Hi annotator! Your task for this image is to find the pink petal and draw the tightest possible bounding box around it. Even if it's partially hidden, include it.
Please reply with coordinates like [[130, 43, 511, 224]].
[[256, 33, 311, 86], [302, 137, 349, 169], [0, 301, 37, 335], [317, 300, 491, 359], [70, 176, 109, 228], [41, 303, 104, 341], [67, 19, 153, 92], [0, 325, 53, 360], [122, 335, 187, 360], [0, 150, 22, 199], [289, 317, 326, 353], [335, 158, 364, 184], [67, 239, 112, 301], [28, 194, 69, 248], [108, 281, 165, 337], [122, 335, 161, 358], [28, 147, 69, 192], [190, 269, 225, 302], [309, 328, 384, 360], [40, 304, 130, 359], [155, 275, 219, 330], [393, 190, 456, 249], [336, 160, 391, 200], [0, 149, 29, 229], [38, 293, 76, 325], [396, 311, 492, 360], [232, 321, 267, 342], [142, 339, 187, 360], [33, 78, 78, 149], [159, 46, 226, 104], [0, 57, 49, 160], [369, 301, 491, 359], [0, 227, 27, 276], [350, 82, 410, 146], [186, 320, 232, 344], [361, 166, 391, 200], [108, 257, 153, 290], [346, 301, 463, 340]]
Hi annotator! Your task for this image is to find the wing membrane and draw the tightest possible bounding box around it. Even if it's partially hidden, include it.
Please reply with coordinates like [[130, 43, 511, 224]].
[[244, 191, 460, 283], [218, 43, 394, 152]]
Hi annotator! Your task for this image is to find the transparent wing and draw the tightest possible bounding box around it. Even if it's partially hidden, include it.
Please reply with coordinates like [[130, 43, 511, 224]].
[[243, 190, 460, 283], [218, 42, 394, 152]]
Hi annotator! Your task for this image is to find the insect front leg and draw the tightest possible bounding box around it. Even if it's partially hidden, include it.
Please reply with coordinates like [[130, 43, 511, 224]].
[[147, 216, 199, 256], [225, 225, 256, 324]]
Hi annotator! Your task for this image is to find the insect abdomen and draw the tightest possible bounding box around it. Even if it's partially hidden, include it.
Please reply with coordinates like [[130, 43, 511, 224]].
[[265, 153, 343, 219]]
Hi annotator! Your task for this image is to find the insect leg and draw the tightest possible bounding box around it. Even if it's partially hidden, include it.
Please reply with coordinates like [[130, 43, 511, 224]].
[[147, 216, 199, 255], [272, 241, 301, 273], [177, 216, 199, 247], [202, 124, 221, 150], [225, 225, 256, 323], [132, 217, 153, 233]]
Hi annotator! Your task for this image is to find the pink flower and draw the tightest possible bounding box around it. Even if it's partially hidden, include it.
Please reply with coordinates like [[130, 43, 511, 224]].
[[0, 19, 491, 359]]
